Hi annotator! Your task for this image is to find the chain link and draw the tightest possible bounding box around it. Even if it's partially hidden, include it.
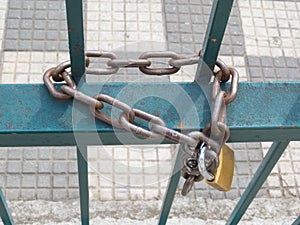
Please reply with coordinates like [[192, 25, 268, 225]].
[[61, 85, 104, 110], [91, 94, 135, 129], [49, 50, 237, 80], [179, 56, 238, 195], [52, 58, 90, 82], [43, 68, 76, 99], [138, 51, 182, 75], [57, 50, 204, 76], [85, 51, 118, 75], [43, 51, 238, 147], [168, 54, 200, 68], [119, 109, 166, 139], [43, 50, 239, 195], [215, 58, 231, 82], [107, 59, 151, 68]]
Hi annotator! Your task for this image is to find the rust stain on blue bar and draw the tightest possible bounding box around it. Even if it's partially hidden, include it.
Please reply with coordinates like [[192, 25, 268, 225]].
[[0, 82, 299, 146]]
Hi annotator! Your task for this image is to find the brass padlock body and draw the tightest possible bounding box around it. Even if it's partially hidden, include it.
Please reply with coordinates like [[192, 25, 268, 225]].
[[206, 144, 234, 192]]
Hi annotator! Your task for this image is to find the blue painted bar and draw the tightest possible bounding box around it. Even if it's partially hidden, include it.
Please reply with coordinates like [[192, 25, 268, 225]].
[[291, 216, 300, 225], [0, 82, 298, 146], [65, 0, 86, 84], [77, 146, 89, 225], [158, 145, 183, 225], [0, 188, 14, 225], [226, 141, 290, 225]]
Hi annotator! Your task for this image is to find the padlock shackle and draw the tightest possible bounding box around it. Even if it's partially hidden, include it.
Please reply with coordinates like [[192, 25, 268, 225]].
[[198, 143, 215, 181]]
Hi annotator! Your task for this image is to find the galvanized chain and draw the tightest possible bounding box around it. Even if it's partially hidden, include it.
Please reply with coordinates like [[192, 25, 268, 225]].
[[43, 50, 239, 195]]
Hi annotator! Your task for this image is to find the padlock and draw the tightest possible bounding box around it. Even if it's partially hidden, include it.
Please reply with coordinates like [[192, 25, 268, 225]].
[[206, 144, 234, 192]]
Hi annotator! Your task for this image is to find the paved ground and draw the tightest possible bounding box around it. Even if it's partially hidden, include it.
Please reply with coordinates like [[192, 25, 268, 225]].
[[0, 0, 299, 224], [7, 198, 300, 224]]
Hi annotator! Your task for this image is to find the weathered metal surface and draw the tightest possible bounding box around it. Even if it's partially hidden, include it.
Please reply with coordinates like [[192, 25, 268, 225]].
[[158, 145, 183, 225], [0, 82, 299, 146], [226, 141, 290, 225], [0, 188, 14, 225], [199, 0, 235, 72], [65, 0, 86, 83], [77, 146, 89, 225]]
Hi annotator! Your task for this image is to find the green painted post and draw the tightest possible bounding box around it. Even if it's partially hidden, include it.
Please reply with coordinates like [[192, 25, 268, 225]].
[[200, 0, 234, 71], [77, 146, 89, 225], [65, 0, 86, 84], [194, 0, 235, 105], [195, 0, 234, 86], [226, 141, 290, 225], [291, 216, 300, 225], [65, 1, 88, 224], [0, 188, 14, 225], [158, 145, 183, 225]]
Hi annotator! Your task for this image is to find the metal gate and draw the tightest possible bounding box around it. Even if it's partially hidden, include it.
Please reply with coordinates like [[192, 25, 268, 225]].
[[0, 0, 299, 224]]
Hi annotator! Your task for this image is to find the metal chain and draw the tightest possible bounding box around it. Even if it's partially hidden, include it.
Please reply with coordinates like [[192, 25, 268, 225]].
[[49, 50, 236, 78], [179, 60, 238, 195], [44, 72, 225, 148], [43, 50, 239, 195], [43, 68, 237, 144]]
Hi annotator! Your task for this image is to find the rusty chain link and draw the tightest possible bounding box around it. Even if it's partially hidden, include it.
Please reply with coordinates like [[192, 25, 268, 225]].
[[179, 61, 238, 195], [43, 50, 238, 151], [49, 50, 235, 78], [52, 50, 203, 76], [43, 50, 239, 195]]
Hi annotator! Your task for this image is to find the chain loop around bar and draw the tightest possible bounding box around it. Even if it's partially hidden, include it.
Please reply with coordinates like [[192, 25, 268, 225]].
[[43, 51, 239, 193], [224, 67, 239, 104], [43, 68, 76, 100], [43, 52, 238, 147], [52, 58, 90, 82], [215, 58, 231, 82], [212, 67, 239, 105]]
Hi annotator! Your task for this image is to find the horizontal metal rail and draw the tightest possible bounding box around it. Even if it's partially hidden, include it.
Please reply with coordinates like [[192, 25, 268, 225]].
[[0, 81, 298, 146]]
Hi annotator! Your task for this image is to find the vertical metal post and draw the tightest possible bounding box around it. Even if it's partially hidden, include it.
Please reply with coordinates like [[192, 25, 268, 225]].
[[0, 188, 14, 225], [158, 145, 183, 225], [195, 0, 234, 83], [226, 141, 290, 225], [65, 1, 88, 224], [65, 0, 86, 84], [77, 146, 89, 225], [201, 0, 234, 69]]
